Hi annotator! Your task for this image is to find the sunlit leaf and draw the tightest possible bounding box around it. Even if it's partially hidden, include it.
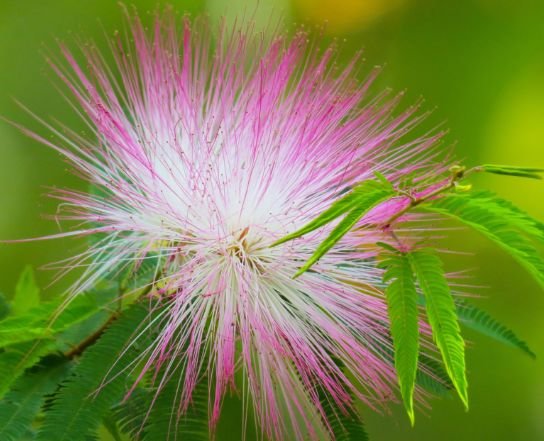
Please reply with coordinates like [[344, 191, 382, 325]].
[[273, 178, 393, 247], [425, 192, 544, 288], [381, 251, 419, 424], [292, 181, 394, 277], [410, 249, 468, 409]]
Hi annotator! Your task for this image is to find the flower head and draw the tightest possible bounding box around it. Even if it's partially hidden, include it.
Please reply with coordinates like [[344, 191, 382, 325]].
[[20, 9, 448, 440]]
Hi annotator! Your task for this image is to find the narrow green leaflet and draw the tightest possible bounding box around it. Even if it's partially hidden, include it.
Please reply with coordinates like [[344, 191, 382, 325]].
[[424, 192, 544, 288], [272, 178, 394, 247], [319, 389, 368, 441], [292, 182, 395, 277], [381, 252, 419, 424], [455, 299, 535, 359], [143, 371, 209, 441], [410, 249, 468, 409], [482, 164, 544, 180], [373, 336, 453, 399], [36, 303, 154, 441], [0, 356, 72, 441], [11, 266, 40, 316], [450, 191, 544, 240], [480, 192, 544, 239], [293, 207, 371, 278]]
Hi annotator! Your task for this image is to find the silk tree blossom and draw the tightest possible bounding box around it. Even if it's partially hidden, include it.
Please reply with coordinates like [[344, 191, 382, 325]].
[[16, 10, 452, 441]]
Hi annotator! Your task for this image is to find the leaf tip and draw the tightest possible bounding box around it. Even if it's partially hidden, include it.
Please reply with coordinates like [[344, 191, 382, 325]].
[[407, 407, 415, 427], [292, 268, 305, 279], [458, 389, 469, 411]]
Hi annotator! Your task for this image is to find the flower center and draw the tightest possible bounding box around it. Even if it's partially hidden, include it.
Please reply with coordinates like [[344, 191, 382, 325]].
[[225, 227, 267, 273]]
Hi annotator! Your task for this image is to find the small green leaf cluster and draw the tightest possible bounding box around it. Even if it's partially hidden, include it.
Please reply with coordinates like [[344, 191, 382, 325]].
[[274, 164, 541, 425], [0, 262, 209, 441]]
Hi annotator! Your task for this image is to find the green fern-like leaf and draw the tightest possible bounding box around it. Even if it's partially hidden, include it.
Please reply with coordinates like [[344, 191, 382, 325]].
[[36, 303, 154, 441], [111, 386, 151, 439], [456, 299, 535, 359], [273, 179, 391, 247], [0, 341, 57, 399], [424, 192, 544, 288], [102, 415, 123, 441], [410, 249, 468, 409], [0, 356, 72, 441], [448, 191, 544, 240], [142, 370, 209, 441], [381, 251, 419, 424], [273, 178, 394, 247], [416, 353, 453, 397], [0, 286, 118, 399], [318, 386, 368, 441], [292, 181, 394, 277]]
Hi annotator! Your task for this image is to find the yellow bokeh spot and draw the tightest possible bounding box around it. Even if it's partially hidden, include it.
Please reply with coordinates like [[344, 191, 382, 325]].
[[293, 0, 406, 33]]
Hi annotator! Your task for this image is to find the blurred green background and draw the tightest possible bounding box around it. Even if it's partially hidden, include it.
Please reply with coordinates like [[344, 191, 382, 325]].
[[1, 0, 543, 440]]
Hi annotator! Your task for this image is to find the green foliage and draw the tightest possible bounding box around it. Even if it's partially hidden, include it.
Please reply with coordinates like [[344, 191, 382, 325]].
[[112, 387, 150, 439], [102, 415, 123, 441], [0, 288, 116, 400], [0, 340, 57, 399], [273, 178, 394, 245], [381, 252, 419, 424], [11, 266, 40, 316], [0, 289, 114, 349], [410, 249, 468, 409], [0, 356, 72, 441], [482, 164, 544, 180], [455, 299, 535, 359], [272, 179, 388, 247], [319, 389, 368, 441], [425, 192, 544, 288], [474, 192, 544, 239], [416, 353, 454, 397], [36, 303, 153, 441], [142, 370, 209, 441], [277, 179, 395, 277]]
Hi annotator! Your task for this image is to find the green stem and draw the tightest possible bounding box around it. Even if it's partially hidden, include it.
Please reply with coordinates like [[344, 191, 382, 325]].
[[381, 165, 480, 228]]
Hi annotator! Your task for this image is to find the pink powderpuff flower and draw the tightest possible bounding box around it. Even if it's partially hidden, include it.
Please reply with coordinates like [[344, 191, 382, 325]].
[[13, 8, 451, 441]]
